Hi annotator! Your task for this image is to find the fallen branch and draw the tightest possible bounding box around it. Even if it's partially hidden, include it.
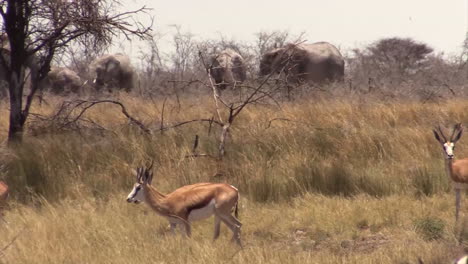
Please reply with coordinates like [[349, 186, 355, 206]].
[[265, 117, 326, 130], [159, 118, 223, 131], [61, 100, 151, 134]]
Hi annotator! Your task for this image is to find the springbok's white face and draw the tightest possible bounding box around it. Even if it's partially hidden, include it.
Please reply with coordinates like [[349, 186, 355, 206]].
[[126, 183, 145, 204], [126, 166, 153, 204], [433, 124, 464, 160], [443, 142, 456, 159]]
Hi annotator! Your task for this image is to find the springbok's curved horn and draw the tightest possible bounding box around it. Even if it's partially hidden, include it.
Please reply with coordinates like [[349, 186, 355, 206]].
[[450, 123, 463, 141], [136, 167, 142, 182], [436, 125, 447, 142], [148, 160, 154, 171]]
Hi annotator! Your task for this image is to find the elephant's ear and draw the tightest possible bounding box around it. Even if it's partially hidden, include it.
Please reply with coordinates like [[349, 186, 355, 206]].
[[105, 57, 121, 72]]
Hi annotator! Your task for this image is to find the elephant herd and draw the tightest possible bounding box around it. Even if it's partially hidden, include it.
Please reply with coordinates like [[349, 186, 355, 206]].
[[0, 40, 345, 96], [43, 54, 136, 95], [48, 53, 136, 94], [210, 41, 345, 90], [0, 33, 136, 96]]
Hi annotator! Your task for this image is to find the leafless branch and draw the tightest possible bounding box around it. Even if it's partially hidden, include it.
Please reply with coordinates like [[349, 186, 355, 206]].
[[159, 118, 223, 131], [198, 50, 224, 123], [184, 134, 218, 160], [160, 97, 167, 134], [63, 100, 151, 134]]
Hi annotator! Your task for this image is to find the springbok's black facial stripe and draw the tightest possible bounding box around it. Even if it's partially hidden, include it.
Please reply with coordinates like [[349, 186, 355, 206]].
[[130, 186, 141, 199]]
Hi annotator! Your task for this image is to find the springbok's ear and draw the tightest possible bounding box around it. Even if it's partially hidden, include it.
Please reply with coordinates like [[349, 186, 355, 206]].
[[433, 129, 443, 143], [453, 124, 464, 142], [132, 169, 138, 179]]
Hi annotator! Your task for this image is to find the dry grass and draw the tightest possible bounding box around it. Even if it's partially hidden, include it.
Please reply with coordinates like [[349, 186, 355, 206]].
[[1, 93, 468, 263], [1, 194, 466, 263]]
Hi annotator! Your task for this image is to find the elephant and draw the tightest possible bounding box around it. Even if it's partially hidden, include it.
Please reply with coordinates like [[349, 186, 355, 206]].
[[44, 67, 84, 94], [259, 42, 345, 84], [89, 53, 135, 92], [210, 49, 247, 90]]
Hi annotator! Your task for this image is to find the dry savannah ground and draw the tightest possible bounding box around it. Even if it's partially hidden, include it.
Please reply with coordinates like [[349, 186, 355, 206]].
[[0, 92, 468, 264]]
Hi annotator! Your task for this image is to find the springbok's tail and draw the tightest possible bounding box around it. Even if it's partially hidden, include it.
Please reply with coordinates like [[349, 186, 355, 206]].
[[234, 201, 239, 218], [234, 191, 240, 218]]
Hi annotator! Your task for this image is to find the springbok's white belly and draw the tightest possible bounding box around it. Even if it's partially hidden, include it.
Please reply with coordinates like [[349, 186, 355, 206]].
[[188, 199, 216, 222], [453, 182, 468, 190]]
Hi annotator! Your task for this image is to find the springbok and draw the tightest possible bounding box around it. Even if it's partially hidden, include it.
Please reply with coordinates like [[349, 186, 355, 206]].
[[455, 256, 468, 264], [0, 181, 9, 223], [433, 123, 467, 221], [0, 181, 8, 203], [419, 255, 468, 264], [126, 164, 242, 245]]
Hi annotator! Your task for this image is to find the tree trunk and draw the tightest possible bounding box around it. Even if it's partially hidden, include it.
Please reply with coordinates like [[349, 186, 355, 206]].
[[8, 73, 25, 143]]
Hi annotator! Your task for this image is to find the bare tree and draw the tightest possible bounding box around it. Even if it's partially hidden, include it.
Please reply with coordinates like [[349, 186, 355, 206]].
[[170, 25, 196, 79], [138, 33, 166, 94], [0, 0, 152, 143], [462, 32, 468, 63], [254, 31, 290, 60]]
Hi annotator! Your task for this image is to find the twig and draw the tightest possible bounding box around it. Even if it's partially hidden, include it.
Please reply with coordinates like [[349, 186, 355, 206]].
[[184, 153, 218, 159], [160, 97, 167, 134], [0, 227, 25, 258], [159, 118, 223, 131], [198, 50, 224, 123], [265, 118, 293, 129], [208, 116, 214, 136], [265, 117, 325, 130], [192, 134, 199, 153], [61, 100, 151, 134]]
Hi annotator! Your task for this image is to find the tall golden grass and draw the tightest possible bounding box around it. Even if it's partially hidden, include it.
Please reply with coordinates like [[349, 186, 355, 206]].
[[0, 93, 467, 263]]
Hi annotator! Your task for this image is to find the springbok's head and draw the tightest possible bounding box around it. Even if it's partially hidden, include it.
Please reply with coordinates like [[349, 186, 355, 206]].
[[126, 163, 153, 204], [433, 123, 464, 160]]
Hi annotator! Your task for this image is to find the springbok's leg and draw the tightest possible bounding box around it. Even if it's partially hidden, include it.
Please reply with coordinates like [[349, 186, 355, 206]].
[[169, 216, 191, 237], [179, 219, 191, 237], [456, 188, 462, 221], [219, 214, 242, 246], [170, 223, 177, 235], [213, 216, 221, 240]]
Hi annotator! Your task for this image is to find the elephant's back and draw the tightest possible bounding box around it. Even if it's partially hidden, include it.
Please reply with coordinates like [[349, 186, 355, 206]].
[[214, 49, 244, 67], [300, 42, 343, 64], [113, 53, 131, 65], [90, 54, 131, 66]]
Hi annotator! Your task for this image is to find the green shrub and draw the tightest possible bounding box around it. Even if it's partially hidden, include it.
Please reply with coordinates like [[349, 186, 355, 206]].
[[414, 216, 445, 241]]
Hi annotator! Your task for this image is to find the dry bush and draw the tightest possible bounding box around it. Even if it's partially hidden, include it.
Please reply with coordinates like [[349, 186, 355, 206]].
[[346, 37, 467, 101], [348, 37, 433, 84]]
